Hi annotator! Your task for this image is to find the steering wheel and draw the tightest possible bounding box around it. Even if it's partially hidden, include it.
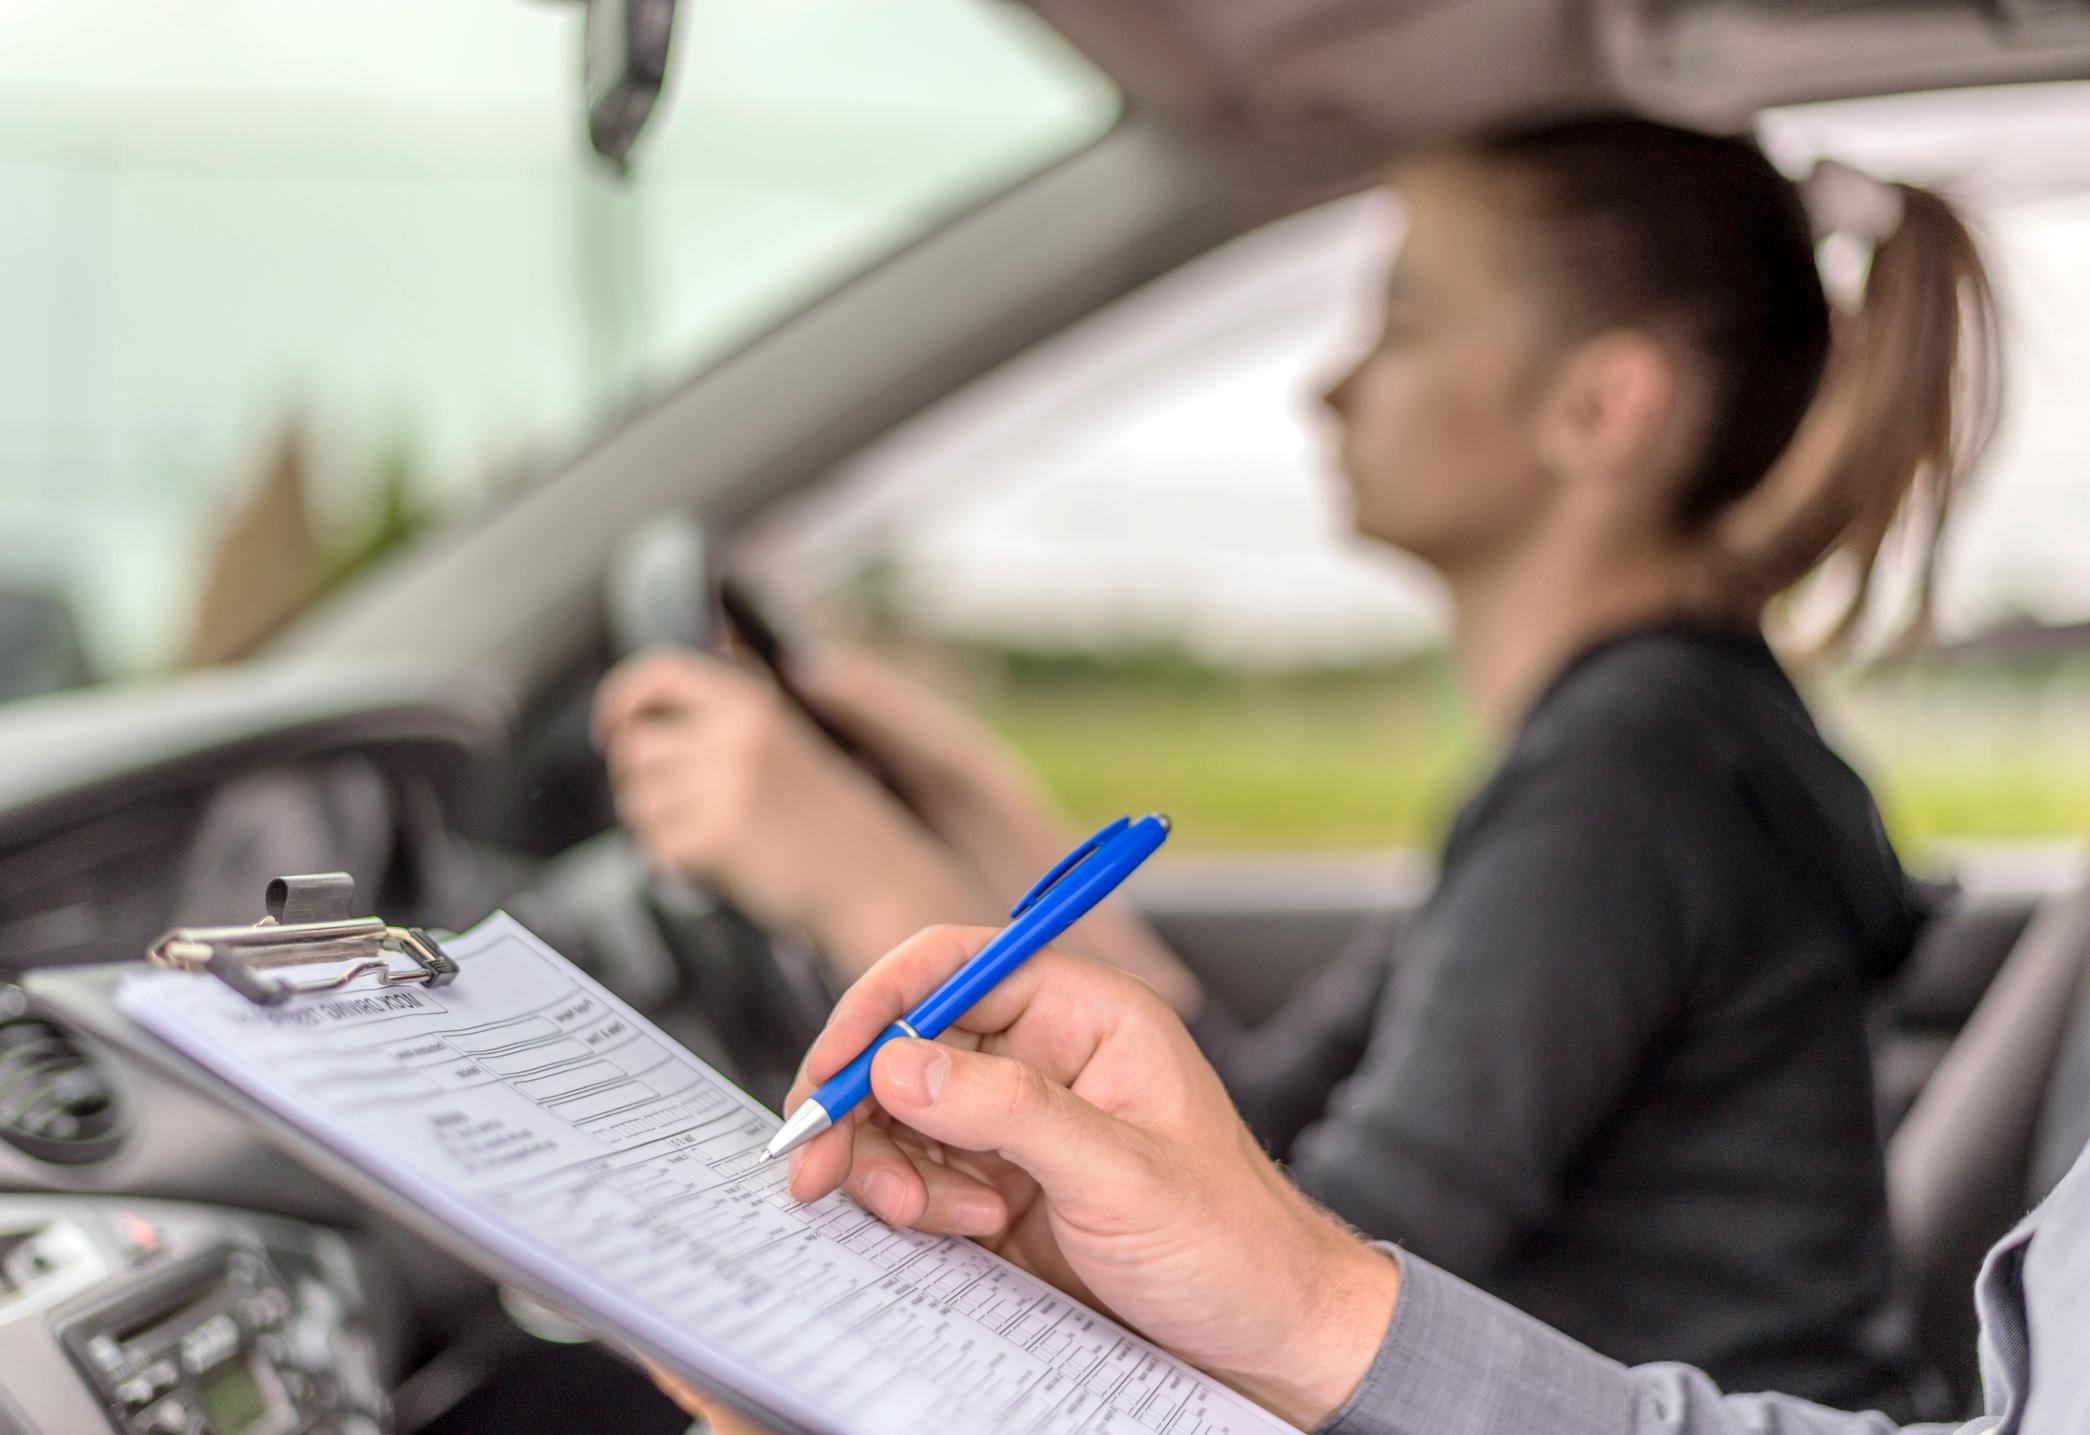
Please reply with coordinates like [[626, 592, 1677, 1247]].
[[589, 514, 839, 1106]]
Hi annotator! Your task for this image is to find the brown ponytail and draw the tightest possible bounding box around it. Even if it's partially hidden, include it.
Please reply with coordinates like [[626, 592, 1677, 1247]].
[[1712, 184, 2004, 654], [1456, 118, 2003, 656]]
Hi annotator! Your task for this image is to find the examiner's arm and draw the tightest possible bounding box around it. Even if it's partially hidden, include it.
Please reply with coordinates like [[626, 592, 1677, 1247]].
[[655, 929, 1977, 1435], [1324, 1248, 1970, 1435]]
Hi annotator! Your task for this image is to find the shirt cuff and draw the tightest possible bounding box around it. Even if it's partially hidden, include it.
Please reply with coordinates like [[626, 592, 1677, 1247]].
[[1316, 1245, 1633, 1435]]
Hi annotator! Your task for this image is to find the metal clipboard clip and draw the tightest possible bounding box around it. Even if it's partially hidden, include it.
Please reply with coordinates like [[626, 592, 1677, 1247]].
[[146, 873, 460, 1008]]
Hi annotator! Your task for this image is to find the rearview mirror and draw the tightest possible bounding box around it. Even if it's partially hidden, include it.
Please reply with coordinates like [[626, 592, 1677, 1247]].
[[584, 0, 679, 173], [0, 581, 92, 702]]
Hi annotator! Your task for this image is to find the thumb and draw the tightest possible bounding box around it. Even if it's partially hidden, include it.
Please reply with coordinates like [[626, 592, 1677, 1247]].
[[870, 1038, 1144, 1197]]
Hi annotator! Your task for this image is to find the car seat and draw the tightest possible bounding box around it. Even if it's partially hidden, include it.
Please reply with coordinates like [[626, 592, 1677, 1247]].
[[1886, 870, 2090, 1411], [1872, 884, 2040, 1135], [2029, 942, 2090, 1208]]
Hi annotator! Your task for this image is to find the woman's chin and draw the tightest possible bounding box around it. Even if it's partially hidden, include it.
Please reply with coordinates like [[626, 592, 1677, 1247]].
[[1343, 500, 1400, 550], [1325, 469, 1416, 555], [1321, 469, 1372, 536], [1346, 508, 1440, 569]]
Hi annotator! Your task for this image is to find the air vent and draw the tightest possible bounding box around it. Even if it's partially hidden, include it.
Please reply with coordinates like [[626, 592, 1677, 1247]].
[[0, 994, 122, 1165]]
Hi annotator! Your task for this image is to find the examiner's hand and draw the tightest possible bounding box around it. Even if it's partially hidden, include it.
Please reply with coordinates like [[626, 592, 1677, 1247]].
[[644, 1363, 775, 1435], [783, 928, 1400, 1429], [592, 648, 992, 975]]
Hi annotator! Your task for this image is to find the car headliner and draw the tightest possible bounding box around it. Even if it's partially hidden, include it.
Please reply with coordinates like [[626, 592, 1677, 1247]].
[[1034, 0, 2090, 137]]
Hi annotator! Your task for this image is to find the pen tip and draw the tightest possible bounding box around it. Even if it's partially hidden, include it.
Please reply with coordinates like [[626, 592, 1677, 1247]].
[[766, 1103, 834, 1166]]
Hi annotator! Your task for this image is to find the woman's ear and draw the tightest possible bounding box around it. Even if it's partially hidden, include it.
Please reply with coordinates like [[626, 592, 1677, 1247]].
[[1536, 331, 1687, 499]]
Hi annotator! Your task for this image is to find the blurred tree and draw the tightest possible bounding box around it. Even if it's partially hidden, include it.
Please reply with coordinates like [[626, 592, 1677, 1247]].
[[180, 422, 327, 667], [180, 420, 436, 666]]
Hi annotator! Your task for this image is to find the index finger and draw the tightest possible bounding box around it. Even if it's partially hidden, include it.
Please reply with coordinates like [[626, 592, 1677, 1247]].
[[791, 926, 1003, 1096], [791, 926, 1134, 1098], [779, 929, 1146, 1206], [780, 929, 1003, 1204]]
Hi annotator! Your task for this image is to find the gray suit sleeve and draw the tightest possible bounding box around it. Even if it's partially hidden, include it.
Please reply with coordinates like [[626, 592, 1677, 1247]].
[[1319, 1249, 1981, 1435]]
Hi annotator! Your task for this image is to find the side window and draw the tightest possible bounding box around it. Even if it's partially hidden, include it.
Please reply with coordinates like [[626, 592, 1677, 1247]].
[[1763, 85, 2090, 858], [745, 194, 1484, 854]]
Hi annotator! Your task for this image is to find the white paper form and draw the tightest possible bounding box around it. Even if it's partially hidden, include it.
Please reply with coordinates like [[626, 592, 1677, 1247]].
[[118, 914, 1298, 1435]]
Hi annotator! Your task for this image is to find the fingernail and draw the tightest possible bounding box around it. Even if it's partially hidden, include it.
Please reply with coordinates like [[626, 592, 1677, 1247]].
[[881, 1040, 948, 1106], [951, 1193, 1003, 1235], [861, 1170, 906, 1221]]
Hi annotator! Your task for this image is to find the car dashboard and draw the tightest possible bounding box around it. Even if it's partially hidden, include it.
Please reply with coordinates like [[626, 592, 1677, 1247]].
[[0, 667, 520, 1435], [0, 1196, 390, 1435], [0, 665, 511, 969]]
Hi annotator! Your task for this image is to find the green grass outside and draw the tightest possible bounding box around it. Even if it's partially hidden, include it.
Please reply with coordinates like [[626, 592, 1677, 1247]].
[[974, 669, 2090, 858], [983, 687, 1482, 850], [1870, 761, 2090, 849], [1832, 691, 2090, 854]]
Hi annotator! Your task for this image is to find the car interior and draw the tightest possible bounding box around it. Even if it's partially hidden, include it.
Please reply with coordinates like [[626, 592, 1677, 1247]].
[[3, 2, 2090, 1433]]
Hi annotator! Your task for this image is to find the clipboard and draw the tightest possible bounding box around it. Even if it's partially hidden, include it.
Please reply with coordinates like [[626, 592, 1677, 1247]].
[[33, 877, 1296, 1435], [139, 872, 460, 1008], [25, 873, 819, 1435]]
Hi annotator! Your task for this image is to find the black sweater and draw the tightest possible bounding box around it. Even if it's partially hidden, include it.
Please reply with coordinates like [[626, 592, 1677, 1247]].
[[1200, 620, 1931, 1417]]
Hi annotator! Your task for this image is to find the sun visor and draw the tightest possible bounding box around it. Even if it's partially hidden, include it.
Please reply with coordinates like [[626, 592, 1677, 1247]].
[[1021, 0, 2090, 140]]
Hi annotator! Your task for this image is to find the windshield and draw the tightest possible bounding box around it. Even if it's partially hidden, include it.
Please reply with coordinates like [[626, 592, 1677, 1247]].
[[0, 0, 1116, 693]]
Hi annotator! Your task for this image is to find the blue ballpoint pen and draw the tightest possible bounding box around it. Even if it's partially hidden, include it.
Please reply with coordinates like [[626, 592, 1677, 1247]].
[[761, 812, 1172, 1163]]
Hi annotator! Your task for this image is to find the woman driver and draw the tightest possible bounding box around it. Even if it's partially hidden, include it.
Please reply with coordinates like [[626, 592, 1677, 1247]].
[[595, 116, 2001, 1415]]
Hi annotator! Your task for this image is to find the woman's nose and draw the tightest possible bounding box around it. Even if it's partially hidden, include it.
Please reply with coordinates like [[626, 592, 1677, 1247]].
[[1321, 364, 1357, 419]]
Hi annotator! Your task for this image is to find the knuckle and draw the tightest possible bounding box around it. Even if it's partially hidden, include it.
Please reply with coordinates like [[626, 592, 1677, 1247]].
[[687, 808, 727, 852], [745, 694, 793, 754], [1001, 1063, 1052, 1125], [747, 679, 785, 720], [926, 923, 994, 957], [727, 699, 775, 751], [632, 649, 691, 689], [716, 771, 757, 822]]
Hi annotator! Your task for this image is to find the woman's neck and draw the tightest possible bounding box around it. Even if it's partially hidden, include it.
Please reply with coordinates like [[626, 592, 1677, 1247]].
[[1443, 535, 1734, 744]]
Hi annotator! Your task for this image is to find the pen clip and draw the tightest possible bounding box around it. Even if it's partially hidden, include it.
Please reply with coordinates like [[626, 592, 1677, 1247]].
[[1009, 816, 1131, 919]]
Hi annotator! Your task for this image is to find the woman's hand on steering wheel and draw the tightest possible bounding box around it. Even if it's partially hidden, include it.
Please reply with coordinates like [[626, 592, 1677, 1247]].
[[594, 647, 993, 979]]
